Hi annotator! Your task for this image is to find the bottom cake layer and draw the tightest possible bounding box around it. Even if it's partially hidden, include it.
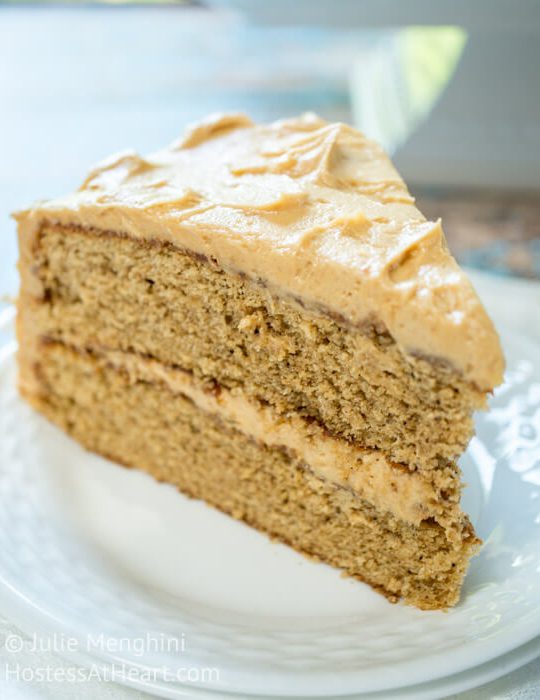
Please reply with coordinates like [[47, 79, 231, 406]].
[[23, 342, 480, 610]]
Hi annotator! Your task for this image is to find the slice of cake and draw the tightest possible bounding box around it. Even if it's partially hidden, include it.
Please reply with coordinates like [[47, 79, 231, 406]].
[[15, 113, 504, 610]]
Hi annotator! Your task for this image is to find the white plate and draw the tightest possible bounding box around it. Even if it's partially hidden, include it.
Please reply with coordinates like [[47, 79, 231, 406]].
[[350, 635, 540, 700], [0, 314, 539, 698]]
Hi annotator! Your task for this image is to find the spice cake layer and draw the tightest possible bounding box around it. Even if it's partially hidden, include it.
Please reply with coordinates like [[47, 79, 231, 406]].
[[15, 113, 504, 609]]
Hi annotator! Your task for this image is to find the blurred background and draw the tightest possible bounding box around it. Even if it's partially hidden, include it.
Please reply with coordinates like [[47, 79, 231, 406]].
[[1, 0, 539, 300]]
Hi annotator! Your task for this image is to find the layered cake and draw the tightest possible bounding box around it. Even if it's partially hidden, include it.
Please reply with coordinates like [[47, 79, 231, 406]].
[[15, 113, 504, 610]]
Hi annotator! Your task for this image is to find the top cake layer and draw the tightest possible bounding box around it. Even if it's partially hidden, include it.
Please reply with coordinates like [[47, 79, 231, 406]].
[[16, 113, 504, 389]]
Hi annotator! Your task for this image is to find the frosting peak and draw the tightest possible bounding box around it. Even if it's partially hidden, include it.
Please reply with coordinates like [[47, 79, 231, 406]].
[[177, 112, 254, 150], [16, 113, 505, 389]]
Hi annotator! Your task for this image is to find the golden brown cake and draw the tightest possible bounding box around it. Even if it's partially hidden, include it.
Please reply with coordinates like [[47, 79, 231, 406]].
[[15, 113, 504, 610]]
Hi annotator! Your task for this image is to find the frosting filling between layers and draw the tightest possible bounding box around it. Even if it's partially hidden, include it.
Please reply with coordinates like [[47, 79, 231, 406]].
[[56, 343, 455, 528]]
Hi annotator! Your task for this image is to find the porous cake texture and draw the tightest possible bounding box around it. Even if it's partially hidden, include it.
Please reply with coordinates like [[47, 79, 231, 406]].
[[15, 113, 505, 610]]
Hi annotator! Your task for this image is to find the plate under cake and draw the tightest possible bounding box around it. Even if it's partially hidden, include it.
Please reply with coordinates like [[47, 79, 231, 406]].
[[14, 113, 504, 610]]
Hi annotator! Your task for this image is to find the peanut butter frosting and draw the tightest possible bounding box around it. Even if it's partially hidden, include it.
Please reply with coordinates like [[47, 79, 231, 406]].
[[98, 347, 456, 529], [15, 112, 504, 389]]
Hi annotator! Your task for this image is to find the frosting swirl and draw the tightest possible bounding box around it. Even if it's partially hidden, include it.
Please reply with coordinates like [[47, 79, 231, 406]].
[[16, 112, 505, 389]]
